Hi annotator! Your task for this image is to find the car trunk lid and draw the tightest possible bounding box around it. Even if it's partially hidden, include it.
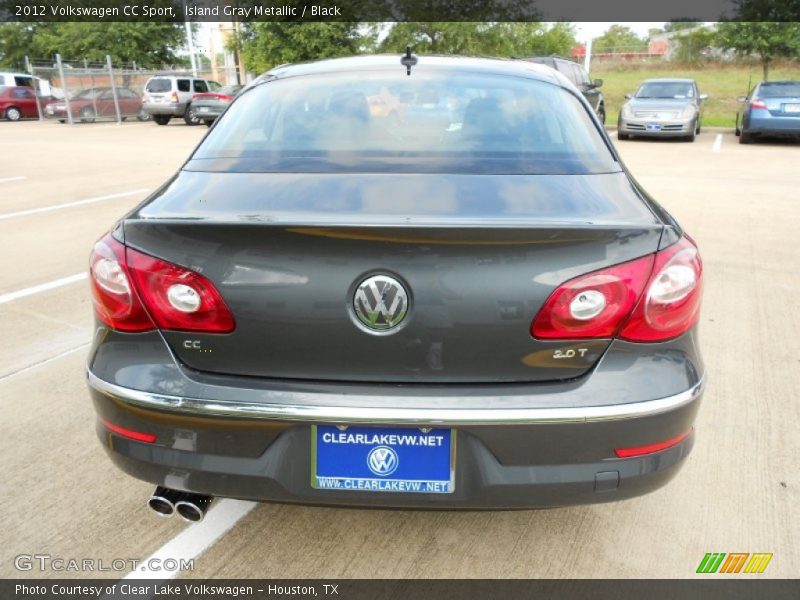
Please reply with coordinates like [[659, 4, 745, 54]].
[[122, 170, 662, 383]]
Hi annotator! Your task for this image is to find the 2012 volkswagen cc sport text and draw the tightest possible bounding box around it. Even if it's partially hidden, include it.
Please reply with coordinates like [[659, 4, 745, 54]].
[[86, 55, 704, 519]]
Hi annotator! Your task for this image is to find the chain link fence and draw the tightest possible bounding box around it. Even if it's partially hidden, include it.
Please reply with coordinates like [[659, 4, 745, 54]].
[[24, 55, 232, 125]]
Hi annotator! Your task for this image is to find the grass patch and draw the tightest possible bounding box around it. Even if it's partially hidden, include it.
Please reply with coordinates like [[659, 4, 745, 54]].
[[593, 62, 800, 127]]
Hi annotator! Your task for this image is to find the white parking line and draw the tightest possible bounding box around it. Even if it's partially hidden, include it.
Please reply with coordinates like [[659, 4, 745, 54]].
[[0, 272, 87, 305], [0, 342, 90, 383], [712, 134, 723, 152], [0, 188, 149, 220], [0, 176, 26, 184], [126, 499, 257, 580]]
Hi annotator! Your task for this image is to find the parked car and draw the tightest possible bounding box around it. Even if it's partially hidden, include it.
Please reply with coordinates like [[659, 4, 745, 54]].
[[0, 86, 40, 121], [87, 55, 704, 518], [190, 85, 243, 126], [736, 80, 800, 144], [618, 78, 707, 142], [141, 76, 221, 126], [524, 56, 606, 123], [44, 87, 145, 123]]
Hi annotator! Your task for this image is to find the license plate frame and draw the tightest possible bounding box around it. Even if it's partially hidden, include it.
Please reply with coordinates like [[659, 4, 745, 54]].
[[311, 425, 456, 494], [783, 103, 800, 113]]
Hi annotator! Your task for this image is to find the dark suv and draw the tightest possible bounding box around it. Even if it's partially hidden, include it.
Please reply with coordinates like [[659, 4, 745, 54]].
[[525, 57, 605, 123]]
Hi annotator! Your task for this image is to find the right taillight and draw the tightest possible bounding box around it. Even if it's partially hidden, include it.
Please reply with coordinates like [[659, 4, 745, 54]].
[[89, 233, 235, 334], [619, 236, 703, 342], [531, 236, 703, 343]]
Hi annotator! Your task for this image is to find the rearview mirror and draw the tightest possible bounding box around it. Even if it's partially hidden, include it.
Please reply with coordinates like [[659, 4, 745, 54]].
[[737, 96, 747, 103], [593, 79, 603, 88], [699, 94, 709, 100], [624, 93, 632, 100]]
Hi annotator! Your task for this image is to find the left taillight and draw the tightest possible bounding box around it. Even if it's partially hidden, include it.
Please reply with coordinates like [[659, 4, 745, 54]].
[[89, 233, 235, 333], [89, 234, 154, 331]]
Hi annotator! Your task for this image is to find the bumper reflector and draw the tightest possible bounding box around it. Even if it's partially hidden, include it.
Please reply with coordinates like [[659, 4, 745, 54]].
[[100, 418, 157, 444], [614, 429, 691, 458]]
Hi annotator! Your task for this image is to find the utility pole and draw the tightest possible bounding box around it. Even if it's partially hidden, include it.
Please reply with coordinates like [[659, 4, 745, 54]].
[[584, 36, 593, 74]]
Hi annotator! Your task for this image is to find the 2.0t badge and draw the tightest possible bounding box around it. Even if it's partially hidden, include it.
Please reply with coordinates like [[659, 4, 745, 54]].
[[352, 274, 410, 334]]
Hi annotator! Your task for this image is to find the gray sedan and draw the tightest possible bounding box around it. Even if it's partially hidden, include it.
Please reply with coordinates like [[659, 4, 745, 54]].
[[618, 78, 707, 142], [86, 55, 704, 519], [191, 85, 242, 126]]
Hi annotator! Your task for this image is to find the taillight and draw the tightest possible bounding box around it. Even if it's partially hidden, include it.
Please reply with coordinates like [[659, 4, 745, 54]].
[[750, 99, 767, 109], [531, 254, 654, 339], [100, 417, 157, 444], [89, 233, 235, 333], [126, 247, 235, 333], [614, 429, 691, 458], [219, 94, 232, 102], [170, 91, 179, 103], [89, 234, 153, 331], [531, 236, 702, 342], [619, 237, 702, 342]]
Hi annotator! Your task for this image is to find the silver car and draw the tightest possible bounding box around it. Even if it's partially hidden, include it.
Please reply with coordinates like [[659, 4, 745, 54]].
[[618, 78, 707, 142], [142, 75, 220, 126]]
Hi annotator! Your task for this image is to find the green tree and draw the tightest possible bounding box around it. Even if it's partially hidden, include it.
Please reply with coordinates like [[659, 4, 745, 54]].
[[379, 22, 575, 57], [673, 27, 716, 66], [237, 23, 371, 73], [715, 21, 800, 80], [663, 20, 703, 33], [0, 22, 186, 69], [0, 23, 49, 70], [592, 25, 648, 54]]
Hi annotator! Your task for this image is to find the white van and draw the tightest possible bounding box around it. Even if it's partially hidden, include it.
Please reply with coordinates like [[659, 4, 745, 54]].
[[0, 72, 53, 97]]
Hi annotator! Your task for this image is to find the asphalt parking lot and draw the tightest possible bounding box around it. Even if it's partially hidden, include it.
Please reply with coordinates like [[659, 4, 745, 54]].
[[1, 121, 798, 579]]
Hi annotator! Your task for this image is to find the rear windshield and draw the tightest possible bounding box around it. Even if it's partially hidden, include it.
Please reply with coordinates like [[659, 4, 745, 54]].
[[191, 71, 617, 175], [759, 83, 800, 98], [636, 82, 694, 99], [146, 79, 172, 93]]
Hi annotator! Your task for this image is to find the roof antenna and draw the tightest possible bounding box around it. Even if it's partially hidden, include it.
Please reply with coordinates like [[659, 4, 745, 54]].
[[401, 46, 418, 76]]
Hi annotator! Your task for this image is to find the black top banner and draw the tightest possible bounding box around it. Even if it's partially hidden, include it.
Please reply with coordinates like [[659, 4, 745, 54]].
[[2, 0, 800, 22]]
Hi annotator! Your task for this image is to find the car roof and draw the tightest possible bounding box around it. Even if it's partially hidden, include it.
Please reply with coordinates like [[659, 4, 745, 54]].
[[262, 54, 562, 86], [759, 80, 800, 85], [641, 78, 696, 84]]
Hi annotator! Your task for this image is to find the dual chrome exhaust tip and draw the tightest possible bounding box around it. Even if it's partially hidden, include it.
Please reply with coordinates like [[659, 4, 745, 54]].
[[148, 486, 213, 523]]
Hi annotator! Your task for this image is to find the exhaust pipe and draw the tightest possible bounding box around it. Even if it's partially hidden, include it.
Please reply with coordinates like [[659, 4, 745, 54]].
[[175, 494, 213, 523], [147, 486, 185, 518]]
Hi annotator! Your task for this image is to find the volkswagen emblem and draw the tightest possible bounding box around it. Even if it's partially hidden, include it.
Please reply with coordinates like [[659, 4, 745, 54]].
[[367, 446, 399, 477], [352, 274, 409, 334]]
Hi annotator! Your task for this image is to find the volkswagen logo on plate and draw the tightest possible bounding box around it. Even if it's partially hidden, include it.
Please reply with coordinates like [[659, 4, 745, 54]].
[[352, 274, 409, 334], [367, 446, 399, 477]]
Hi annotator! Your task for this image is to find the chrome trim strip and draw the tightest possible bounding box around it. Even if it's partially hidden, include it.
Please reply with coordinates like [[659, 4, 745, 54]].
[[88, 371, 704, 425]]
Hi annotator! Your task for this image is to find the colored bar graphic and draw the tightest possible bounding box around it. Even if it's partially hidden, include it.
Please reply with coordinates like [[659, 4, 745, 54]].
[[720, 553, 749, 573], [697, 552, 772, 574], [744, 553, 773, 574], [697, 553, 726, 573]]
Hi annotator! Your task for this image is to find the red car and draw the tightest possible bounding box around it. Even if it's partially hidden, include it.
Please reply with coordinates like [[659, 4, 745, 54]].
[[44, 87, 145, 123], [0, 86, 40, 121]]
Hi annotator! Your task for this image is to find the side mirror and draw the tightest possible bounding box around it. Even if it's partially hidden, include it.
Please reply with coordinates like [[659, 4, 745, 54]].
[[737, 96, 747, 103], [624, 93, 633, 100], [699, 94, 709, 100], [593, 78, 603, 88]]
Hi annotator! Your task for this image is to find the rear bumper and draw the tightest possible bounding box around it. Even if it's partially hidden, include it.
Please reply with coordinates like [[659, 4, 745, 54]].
[[88, 335, 703, 509], [744, 113, 800, 135], [143, 102, 186, 116]]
